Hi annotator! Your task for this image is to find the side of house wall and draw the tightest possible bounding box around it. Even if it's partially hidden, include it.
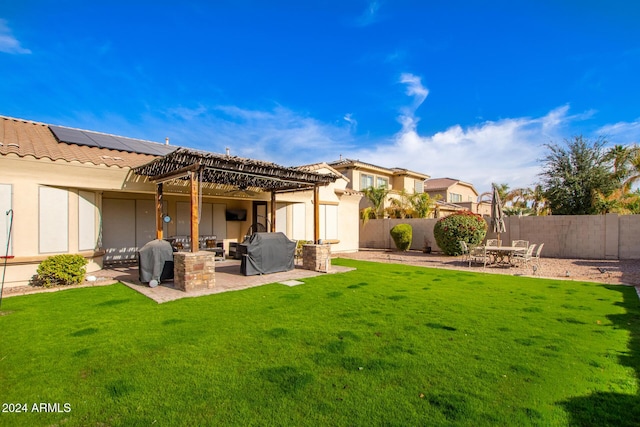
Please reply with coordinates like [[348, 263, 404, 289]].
[[360, 214, 640, 259]]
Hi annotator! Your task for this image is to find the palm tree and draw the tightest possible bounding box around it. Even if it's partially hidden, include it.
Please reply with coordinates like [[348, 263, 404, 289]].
[[386, 189, 416, 218], [412, 192, 441, 218], [596, 144, 640, 214], [529, 184, 551, 216], [361, 186, 390, 224]]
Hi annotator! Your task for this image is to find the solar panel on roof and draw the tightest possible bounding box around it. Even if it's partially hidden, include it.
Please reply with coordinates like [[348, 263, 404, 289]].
[[48, 125, 176, 156]]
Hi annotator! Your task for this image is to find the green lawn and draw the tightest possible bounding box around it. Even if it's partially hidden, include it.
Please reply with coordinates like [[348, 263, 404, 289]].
[[1, 258, 639, 426]]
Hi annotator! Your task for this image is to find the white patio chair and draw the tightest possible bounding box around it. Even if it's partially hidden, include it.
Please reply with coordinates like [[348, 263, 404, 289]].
[[469, 245, 489, 268], [486, 239, 499, 247], [513, 243, 536, 267], [459, 241, 470, 264], [532, 243, 544, 268], [511, 240, 529, 249]]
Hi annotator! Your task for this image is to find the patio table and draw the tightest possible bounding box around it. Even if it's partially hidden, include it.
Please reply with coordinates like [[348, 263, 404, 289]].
[[483, 245, 527, 266]]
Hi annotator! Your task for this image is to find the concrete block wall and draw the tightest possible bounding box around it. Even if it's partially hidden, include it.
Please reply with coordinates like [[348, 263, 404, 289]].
[[360, 214, 640, 260], [619, 215, 640, 259]]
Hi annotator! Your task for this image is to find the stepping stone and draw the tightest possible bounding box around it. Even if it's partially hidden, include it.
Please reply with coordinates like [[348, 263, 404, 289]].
[[279, 280, 305, 287]]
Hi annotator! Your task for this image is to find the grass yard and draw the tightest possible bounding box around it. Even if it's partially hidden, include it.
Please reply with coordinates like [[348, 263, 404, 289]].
[[1, 258, 639, 426]]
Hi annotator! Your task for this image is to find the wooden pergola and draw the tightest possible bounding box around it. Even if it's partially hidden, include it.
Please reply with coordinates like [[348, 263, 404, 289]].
[[133, 148, 338, 251]]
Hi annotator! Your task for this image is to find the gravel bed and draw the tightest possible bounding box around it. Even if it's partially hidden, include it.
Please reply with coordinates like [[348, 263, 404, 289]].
[[337, 249, 640, 288]]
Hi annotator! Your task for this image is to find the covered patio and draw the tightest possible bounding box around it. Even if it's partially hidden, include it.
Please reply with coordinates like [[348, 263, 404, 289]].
[[134, 147, 339, 247], [132, 148, 340, 291]]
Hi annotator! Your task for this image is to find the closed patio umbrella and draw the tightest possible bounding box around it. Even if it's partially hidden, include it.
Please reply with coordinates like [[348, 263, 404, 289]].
[[491, 184, 506, 243]]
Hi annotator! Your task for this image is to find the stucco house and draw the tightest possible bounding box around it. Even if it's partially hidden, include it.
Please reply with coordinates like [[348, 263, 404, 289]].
[[0, 115, 361, 288], [327, 158, 430, 214], [424, 178, 491, 216]]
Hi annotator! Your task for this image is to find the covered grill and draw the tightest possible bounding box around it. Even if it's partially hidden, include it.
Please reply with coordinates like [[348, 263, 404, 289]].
[[138, 239, 174, 284], [240, 232, 296, 276]]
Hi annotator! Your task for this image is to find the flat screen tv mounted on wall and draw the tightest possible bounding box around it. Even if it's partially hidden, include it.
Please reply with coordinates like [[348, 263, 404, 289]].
[[225, 209, 247, 221]]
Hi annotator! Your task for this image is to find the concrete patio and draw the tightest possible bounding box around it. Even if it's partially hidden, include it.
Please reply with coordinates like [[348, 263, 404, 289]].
[[88, 259, 355, 303]]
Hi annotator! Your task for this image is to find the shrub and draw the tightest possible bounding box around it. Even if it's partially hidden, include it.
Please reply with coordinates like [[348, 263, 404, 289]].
[[34, 254, 88, 288], [390, 224, 412, 251], [433, 211, 487, 255]]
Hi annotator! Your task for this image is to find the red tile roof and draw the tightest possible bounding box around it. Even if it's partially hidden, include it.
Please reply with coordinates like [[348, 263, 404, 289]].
[[0, 116, 159, 168]]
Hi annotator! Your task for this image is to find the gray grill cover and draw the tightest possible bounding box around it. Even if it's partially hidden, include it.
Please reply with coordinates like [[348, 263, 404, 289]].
[[138, 239, 174, 283], [240, 232, 296, 276]]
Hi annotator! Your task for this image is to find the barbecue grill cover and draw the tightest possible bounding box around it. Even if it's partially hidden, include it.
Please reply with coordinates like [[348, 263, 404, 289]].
[[240, 232, 296, 276], [138, 239, 174, 283]]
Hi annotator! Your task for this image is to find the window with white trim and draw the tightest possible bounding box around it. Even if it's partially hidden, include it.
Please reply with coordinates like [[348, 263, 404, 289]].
[[360, 174, 374, 190], [376, 177, 389, 189], [449, 193, 462, 203]]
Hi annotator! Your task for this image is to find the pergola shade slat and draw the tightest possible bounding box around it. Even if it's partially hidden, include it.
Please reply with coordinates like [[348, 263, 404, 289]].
[[134, 147, 337, 192]]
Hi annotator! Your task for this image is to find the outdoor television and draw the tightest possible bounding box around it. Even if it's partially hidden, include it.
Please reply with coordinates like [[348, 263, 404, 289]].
[[225, 209, 247, 221]]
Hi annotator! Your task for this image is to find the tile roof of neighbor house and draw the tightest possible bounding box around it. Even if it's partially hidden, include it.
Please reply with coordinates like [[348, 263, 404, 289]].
[[328, 158, 429, 179], [424, 177, 478, 195], [0, 115, 174, 168]]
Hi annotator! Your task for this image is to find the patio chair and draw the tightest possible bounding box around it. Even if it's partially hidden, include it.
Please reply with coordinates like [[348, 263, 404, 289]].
[[468, 245, 489, 268], [459, 241, 470, 263], [511, 240, 529, 249], [513, 244, 536, 267], [486, 239, 499, 247], [294, 240, 311, 265], [532, 243, 544, 267]]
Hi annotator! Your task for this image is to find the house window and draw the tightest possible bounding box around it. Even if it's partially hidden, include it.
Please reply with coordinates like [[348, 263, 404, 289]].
[[360, 174, 374, 190], [0, 184, 12, 256], [292, 203, 306, 240], [414, 180, 424, 193], [78, 191, 97, 251], [376, 177, 389, 189], [39, 186, 69, 253], [320, 204, 339, 240], [450, 193, 462, 203]]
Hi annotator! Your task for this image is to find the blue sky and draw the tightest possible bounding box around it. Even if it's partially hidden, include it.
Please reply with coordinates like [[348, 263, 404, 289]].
[[1, 1, 639, 194]]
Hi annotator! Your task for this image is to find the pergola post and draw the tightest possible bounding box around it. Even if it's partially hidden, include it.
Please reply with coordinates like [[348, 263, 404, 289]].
[[314, 185, 320, 243], [270, 191, 277, 232], [155, 182, 163, 240], [190, 170, 199, 252]]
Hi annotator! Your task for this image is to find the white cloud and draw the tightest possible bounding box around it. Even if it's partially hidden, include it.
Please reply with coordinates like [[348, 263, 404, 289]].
[[350, 85, 584, 194], [355, 1, 382, 27], [146, 104, 356, 165], [597, 119, 640, 145], [343, 113, 357, 130], [0, 19, 31, 54]]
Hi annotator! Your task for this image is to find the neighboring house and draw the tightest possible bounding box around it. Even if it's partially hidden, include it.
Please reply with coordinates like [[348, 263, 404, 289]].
[[0, 116, 360, 288], [327, 158, 430, 214], [424, 178, 491, 216]]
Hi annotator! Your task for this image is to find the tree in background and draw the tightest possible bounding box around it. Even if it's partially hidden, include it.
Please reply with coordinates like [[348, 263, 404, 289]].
[[594, 144, 640, 214], [411, 192, 441, 218], [360, 186, 390, 224], [386, 189, 415, 218], [386, 190, 441, 219], [539, 135, 616, 215]]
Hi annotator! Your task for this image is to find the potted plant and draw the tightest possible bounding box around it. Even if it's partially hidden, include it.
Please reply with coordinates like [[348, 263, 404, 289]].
[[423, 237, 432, 254]]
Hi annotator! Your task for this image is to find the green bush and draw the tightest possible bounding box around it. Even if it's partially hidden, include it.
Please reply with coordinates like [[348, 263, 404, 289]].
[[433, 211, 487, 255], [390, 224, 412, 251], [34, 254, 88, 288]]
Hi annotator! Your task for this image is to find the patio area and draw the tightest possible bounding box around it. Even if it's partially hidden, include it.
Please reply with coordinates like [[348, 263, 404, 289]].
[[81, 259, 354, 303]]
